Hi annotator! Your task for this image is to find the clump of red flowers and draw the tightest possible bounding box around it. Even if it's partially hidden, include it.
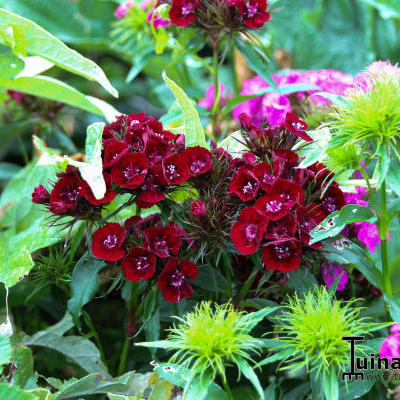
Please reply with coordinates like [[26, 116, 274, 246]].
[[166, 0, 270, 31], [91, 213, 198, 303], [228, 113, 345, 273]]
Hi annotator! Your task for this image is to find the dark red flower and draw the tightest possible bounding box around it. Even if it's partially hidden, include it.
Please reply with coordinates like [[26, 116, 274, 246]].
[[103, 140, 129, 168], [265, 213, 297, 239], [262, 238, 302, 272], [284, 113, 313, 142], [135, 213, 162, 237], [272, 149, 299, 169], [162, 153, 190, 185], [146, 165, 168, 188], [307, 162, 331, 181], [111, 153, 148, 189], [239, 0, 270, 29], [228, 166, 259, 202], [121, 246, 156, 281], [184, 146, 212, 176], [320, 184, 345, 214], [168, 222, 196, 249], [239, 113, 262, 136], [231, 207, 268, 255], [157, 258, 198, 303], [271, 179, 305, 204], [253, 161, 281, 190], [242, 152, 257, 166], [191, 201, 206, 217], [91, 223, 126, 262], [296, 203, 328, 249], [49, 175, 81, 215], [136, 190, 165, 208], [169, 0, 199, 27], [32, 185, 50, 204], [79, 173, 116, 206], [144, 139, 171, 164], [254, 193, 296, 221], [144, 226, 182, 258], [124, 216, 141, 233]]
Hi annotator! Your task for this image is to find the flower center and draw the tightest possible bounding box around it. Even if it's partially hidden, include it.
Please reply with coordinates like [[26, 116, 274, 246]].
[[171, 271, 185, 287], [123, 165, 142, 180], [246, 2, 258, 17], [243, 181, 256, 194], [155, 238, 168, 253], [191, 159, 206, 174], [61, 187, 79, 203], [301, 221, 314, 233], [274, 245, 291, 260], [135, 256, 150, 271], [181, 2, 195, 16], [265, 200, 282, 212], [322, 197, 337, 213], [263, 173, 273, 184], [292, 122, 305, 131], [165, 164, 180, 180], [245, 223, 257, 242], [103, 234, 118, 249]]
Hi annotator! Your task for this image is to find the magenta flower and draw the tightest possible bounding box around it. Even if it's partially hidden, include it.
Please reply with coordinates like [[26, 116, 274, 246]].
[[356, 222, 381, 253], [380, 323, 400, 374], [321, 262, 348, 292], [147, 9, 169, 29], [114, 0, 134, 18], [198, 83, 226, 110]]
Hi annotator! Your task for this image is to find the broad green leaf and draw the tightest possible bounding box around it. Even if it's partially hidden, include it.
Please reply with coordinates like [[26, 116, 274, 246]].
[[255, 350, 292, 368], [0, 46, 24, 79], [135, 340, 181, 349], [322, 370, 339, 400], [241, 298, 279, 311], [310, 205, 376, 244], [263, 383, 275, 399], [22, 313, 108, 376], [148, 378, 175, 400], [67, 255, 105, 324], [0, 162, 22, 181], [14, 346, 37, 390], [54, 372, 145, 400], [162, 71, 206, 148], [0, 384, 35, 400], [185, 370, 213, 400], [0, 335, 11, 366], [387, 160, 400, 197], [27, 389, 53, 400], [0, 241, 33, 287], [0, 75, 112, 118], [0, 8, 117, 96], [338, 378, 374, 399], [236, 358, 264, 400], [388, 198, 400, 221], [287, 266, 319, 295], [16, 55, 53, 77]]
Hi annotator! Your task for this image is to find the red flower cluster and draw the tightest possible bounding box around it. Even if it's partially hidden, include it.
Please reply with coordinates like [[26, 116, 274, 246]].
[[91, 213, 199, 303], [229, 113, 345, 273], [32, 113, 212, 220], [168, 0, 270, 30], [31, 166, 116, 219]]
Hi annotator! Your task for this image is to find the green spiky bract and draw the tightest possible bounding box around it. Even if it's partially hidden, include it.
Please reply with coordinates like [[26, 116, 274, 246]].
[[136, 301, 274, 399], [329, 72, 400, 161], [269, 287, 379, 379]]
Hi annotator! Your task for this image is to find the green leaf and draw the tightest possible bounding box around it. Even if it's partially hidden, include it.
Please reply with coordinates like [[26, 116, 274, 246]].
[[54, 372, 142, 400], [287, 266, 318, 296], [388, 198, 400, 221], [135, 340, 181, 349], [14, 346, 37, 390], [162, 71, 206, 148], [387, 159, 400, 197], [67, 255, 105, 324], [310, 205, 376, 244], [358, 0, 400, 19], [0, 335, 12, 366], [0, 384, 35, 400], [22, 313, 108, 376], [322, 370, 339, 400], [234, 37, 278, 92], [0, 241, 33, 287], [236, 358, 264, 400], [263, 383, 275, 399], [185, 371, 212, 400], [238, 307, 278, 331], [0, 75, 112, 118], [0, 46, 24, 79], [0, 8, 117, 96], [27, 389, 53, 400], [338, 379, 374, 400], [0, 162, 22, 181], [255, 350, 292, 368]]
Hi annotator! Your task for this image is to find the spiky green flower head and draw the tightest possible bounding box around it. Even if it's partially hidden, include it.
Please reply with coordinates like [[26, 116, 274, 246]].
[[167, 301, 262, 384], [330, 67, 400, 161], [270, 287, 378, 378]]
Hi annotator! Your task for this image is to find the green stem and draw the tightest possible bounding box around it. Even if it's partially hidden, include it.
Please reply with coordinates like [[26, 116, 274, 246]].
[[360, 167, 379, 213], [380, 181, 392, 298], [211, 40, 221, 136], [118, 337, 131, 376], [223, 380, 234, 400]]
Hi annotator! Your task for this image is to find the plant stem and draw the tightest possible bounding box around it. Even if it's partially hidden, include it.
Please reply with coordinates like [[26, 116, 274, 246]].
[[211, 39, 221, 137], [361, 167, 379, 213], [380, 180, 392, 297], [223, 380, 234, 400], [118, 337, 131, 376]]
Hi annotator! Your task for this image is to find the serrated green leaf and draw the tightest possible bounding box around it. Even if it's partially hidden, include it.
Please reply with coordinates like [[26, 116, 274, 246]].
[[0, 8, 117, 96], [162, 71, 206, 148]]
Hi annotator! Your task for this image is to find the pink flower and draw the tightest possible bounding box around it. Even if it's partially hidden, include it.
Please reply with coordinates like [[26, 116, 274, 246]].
[[380, 323, 400, 375], [356, 222, 381, 253], [321, 262, 348, 291], [114, 0, 134, 18], [198, 83, 226, 110], [147, 9, 169, 29]]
